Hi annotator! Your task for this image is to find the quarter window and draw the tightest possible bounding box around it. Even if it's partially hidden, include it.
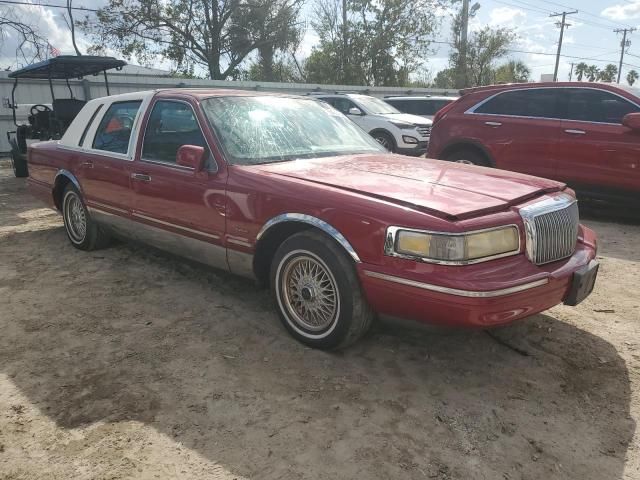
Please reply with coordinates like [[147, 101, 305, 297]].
[[141, 100, 210, 166], [564, 88, 640, 124], [475, 89, 560, 119], [92, 100, 142, 154], [79, 104, 103, 147]]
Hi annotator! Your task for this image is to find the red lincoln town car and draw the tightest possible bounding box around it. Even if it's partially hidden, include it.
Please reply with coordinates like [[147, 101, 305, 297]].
[[26, 89, 599, 349]]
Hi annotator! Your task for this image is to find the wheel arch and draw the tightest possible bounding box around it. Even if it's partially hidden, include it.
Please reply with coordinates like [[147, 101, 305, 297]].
[[439, 140, 495, 166], [52, 169, 81, 211], [253, 214, 361, 286]]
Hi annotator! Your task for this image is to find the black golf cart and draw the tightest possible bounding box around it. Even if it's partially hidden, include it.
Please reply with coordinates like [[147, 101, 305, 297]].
[[6, 55, 126, 177]]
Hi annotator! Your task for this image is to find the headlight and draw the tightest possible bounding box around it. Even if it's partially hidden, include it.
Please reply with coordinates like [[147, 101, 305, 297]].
[[388, 226, 520, 264], [390, 120, 416, 129]]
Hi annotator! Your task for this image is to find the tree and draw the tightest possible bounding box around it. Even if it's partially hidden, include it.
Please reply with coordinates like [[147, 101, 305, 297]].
[[598, 64, 618, 83], [446, 0, 514, 88], [0, 6, 47, 64], [305, 0, 441, 86], [586, 65, 600, 82], [82, 0, 304, 80], [574, 62, 588, 81], [433, 68, 455, 88], [627, 69, 639, 86], [494, 60, 530, 84]]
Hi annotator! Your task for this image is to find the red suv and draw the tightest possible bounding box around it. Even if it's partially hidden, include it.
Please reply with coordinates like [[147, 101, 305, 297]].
[[427, 82, 640, 203]]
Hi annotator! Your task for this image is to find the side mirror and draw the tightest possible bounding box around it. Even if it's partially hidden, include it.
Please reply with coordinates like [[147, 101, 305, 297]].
[[176, 145, 206, 171], [622, 112, 640, 131], [348, 107, 363, 116]]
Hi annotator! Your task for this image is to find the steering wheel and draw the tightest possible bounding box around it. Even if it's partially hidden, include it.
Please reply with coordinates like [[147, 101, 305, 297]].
[[30, 104, 51, 116]]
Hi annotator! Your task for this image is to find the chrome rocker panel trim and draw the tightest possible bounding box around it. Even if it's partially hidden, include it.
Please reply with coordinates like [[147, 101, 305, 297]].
[[364, 270, 549, 298], [256, 213, 361, 263]]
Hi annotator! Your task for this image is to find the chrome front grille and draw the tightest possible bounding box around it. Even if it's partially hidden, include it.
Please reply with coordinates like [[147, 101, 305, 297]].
[[416, 125, 431, 137], [519, 194, 579, 265]]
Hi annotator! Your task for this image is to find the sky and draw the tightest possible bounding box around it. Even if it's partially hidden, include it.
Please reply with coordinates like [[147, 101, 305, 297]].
[[1, 0, 640, 85]]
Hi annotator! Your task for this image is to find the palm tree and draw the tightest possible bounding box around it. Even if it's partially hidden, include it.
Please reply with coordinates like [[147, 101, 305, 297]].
[[586, 65, 600, 82], [598, 64, 618, 83], [494, 60, 531, 83], [575, 62, 588, 81], [627, 70, 639, 86]]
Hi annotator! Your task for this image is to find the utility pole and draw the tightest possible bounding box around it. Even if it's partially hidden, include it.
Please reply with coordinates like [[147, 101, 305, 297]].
[[342, 0, 348, 83], [455, 0, 470, 89], [569, 62, 575, 81], [551, 10, 578, 82], [615, 27, 635, 83]]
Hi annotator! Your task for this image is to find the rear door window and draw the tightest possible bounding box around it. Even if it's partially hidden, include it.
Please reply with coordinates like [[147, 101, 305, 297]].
[[141, 100, 211, 167], [563, 88, 640, 124], [92, 100, 142, 154], [474, 89, 560, 119]]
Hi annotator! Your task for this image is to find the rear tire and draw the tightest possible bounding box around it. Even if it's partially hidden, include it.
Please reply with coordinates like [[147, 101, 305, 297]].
[[446, 148, 490, 167], [270, 230, 373, 350], [62, 184, 110, 251], [10, 149, 28, 178]]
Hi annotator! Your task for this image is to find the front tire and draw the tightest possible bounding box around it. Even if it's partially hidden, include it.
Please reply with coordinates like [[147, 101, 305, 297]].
[[372, 131, 396, 153], [270, 230, 373, 349], [62, 184, 110, 251]]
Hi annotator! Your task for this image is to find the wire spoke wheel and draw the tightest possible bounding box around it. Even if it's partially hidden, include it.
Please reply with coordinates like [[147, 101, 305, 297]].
[[280, 253, 340, 332], [64, 191, 87, 244]]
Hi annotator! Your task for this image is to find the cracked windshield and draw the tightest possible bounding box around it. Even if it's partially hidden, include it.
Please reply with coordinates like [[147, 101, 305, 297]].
[[201, 96, 384, 165]]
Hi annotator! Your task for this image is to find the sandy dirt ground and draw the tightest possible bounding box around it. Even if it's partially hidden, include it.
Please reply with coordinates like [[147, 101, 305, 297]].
[[0, 159, 639, 480]]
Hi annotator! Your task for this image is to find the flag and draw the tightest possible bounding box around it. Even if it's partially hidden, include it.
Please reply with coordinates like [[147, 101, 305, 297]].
[[49, 44, 61, 57]]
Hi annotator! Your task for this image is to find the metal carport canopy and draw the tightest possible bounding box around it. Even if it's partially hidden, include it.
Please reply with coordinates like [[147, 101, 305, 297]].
[[8, 55, 127, 80]]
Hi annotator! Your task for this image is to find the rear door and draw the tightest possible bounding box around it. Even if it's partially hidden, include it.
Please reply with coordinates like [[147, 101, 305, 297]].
[[556, 87, 640, 196], [130, 98, 227, 262], [76, 99, 143, 215], [469, 88, 561, 178]]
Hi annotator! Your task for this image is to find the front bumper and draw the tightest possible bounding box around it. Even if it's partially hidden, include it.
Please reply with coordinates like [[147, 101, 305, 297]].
[[358, 226, 598, 328], [397, 140, 428, 156]]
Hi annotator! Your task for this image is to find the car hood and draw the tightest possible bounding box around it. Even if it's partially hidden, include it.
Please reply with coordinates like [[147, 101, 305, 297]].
[[253, 154, 565, 219], [378, 113, 432, 125]]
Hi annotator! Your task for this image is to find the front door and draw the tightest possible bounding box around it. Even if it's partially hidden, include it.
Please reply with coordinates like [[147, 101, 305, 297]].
[[130, 98, 228, 269], [555, 87, 640, 197]]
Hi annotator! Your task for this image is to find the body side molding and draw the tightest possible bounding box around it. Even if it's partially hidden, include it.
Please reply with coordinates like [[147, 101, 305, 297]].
[[256, 213, 361, 263]]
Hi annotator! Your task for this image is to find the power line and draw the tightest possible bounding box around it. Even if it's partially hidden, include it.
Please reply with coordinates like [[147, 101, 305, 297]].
[[0, 0, 97, 12]]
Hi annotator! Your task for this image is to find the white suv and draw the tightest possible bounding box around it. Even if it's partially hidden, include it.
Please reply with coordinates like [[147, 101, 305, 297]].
[[383, 96, 458, 121], [312, 93, 431, 156]]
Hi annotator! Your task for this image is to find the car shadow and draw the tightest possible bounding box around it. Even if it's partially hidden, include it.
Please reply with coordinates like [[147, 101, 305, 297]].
[[0, 226, 634, 480]]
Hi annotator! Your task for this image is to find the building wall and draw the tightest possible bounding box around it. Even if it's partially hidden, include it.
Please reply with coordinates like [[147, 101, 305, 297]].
[[0, 70, 457, 153]]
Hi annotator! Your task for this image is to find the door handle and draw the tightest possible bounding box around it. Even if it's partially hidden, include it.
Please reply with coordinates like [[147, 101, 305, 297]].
[[80, 160, 94, 168], [564, 129, 586, 135], [131, 173, 151, 182], [484, 121, 502, 127]]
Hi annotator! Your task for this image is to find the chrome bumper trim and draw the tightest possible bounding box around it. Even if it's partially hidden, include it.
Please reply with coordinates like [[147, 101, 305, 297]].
[[363, 271, 549, 298]]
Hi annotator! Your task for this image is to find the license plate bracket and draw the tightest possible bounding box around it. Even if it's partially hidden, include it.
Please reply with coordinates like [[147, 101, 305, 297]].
[[564, 260, 599, 306]]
